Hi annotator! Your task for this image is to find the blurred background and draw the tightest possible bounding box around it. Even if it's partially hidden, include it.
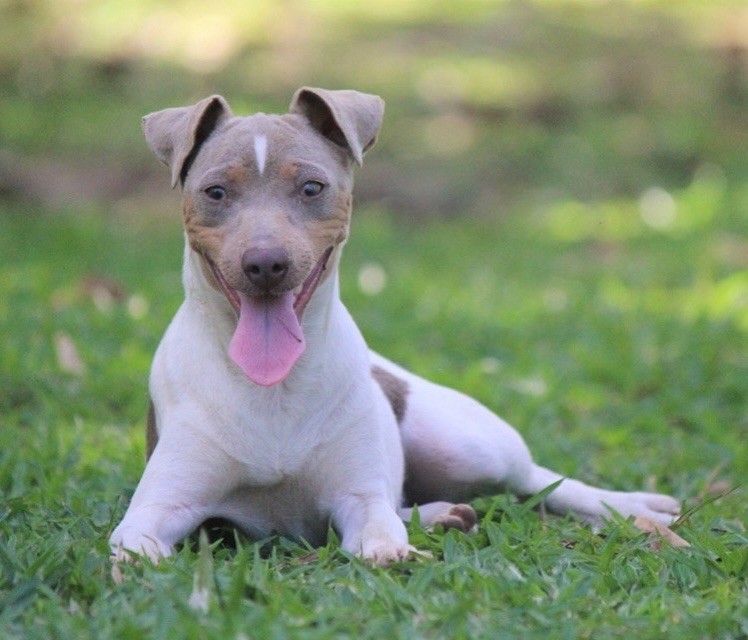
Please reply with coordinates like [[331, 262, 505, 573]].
[[0, 0, 746, 534], [1, 0, 747, 431], [1, 0, 747, 220]]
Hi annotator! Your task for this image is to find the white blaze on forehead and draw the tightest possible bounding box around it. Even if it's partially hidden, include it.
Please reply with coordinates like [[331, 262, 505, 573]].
[[253, 134, 268, 175]]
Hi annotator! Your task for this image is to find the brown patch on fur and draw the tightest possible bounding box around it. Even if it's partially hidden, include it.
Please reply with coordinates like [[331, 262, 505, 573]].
[[198, 256, 222, 292], [279, 163, 298, 180], [226, 164, 247, 183], [372, 365, 409, 424], [334, 194, 353, 243], [183, 193, 230, 260], [303, 192, 351, 287], [146, 399, 158, 461]]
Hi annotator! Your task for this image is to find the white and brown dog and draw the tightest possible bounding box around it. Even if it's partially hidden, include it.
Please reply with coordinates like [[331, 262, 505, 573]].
[[110, 88, 680, 565]]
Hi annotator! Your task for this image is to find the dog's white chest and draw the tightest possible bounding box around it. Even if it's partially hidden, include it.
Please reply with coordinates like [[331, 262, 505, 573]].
[[206, 384, 338, 487], [228, 425, 314, 486]]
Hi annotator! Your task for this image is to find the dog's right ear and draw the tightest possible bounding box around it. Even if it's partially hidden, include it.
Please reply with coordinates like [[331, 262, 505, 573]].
[[142, 95, 232, 188]]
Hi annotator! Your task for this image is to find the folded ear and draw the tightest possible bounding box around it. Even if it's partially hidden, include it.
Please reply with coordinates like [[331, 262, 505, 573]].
[[142, 95, 232, 188], [290, 87, 384, 165]]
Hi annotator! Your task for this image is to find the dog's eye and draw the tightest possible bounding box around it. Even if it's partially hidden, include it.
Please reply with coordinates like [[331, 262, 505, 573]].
[[204, 186, 227, 201], [301, 181, 325, 198]]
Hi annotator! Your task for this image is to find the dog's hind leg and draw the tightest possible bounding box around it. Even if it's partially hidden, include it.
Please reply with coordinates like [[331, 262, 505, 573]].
[[515, 463, 681, 525], [370, 353, 680, 525]]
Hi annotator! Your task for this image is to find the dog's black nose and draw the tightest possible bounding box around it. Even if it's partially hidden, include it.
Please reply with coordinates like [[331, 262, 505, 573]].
[[241, 247, 290, 291]]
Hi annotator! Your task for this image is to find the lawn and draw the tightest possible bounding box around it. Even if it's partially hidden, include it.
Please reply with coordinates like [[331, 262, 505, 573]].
[[1, 0, 747, 637], [0, 178, 746, 638]]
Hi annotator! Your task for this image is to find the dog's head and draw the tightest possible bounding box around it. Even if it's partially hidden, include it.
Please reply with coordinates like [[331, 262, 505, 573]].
[[142, 88, 384, 386]]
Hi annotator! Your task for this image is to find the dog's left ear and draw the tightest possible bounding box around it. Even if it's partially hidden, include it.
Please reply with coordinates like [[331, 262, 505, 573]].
[[290, 87, 384, 166]]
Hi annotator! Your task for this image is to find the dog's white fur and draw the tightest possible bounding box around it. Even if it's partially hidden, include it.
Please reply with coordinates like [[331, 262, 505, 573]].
[[110, 88, 679, 566]]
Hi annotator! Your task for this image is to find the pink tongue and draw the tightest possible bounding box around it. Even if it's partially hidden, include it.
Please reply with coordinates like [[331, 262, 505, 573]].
[[229, 292, 306, 386]]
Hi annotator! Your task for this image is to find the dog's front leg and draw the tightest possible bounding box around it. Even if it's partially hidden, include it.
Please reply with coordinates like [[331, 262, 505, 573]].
[[109, 434, 227, 564], [333, 493, 413, 565]]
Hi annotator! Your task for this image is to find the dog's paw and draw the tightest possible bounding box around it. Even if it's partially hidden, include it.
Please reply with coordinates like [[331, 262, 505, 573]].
[[432, 504, 478, 533], [109, 534, 172, 584], [360, 538, 419, 566], [591, 490, 681, 526], [109, 529, 172, 567]]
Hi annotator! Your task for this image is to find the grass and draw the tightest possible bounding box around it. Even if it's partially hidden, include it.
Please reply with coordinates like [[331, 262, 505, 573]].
[[0, 175, 746, 639], [1, 1, 746, 636]]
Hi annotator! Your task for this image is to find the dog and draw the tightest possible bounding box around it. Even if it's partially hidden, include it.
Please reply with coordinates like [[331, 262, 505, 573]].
[[109, 87, 680, 565]]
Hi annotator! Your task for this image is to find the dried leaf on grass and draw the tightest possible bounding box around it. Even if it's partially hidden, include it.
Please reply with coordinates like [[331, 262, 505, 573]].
[[634, 516, 690, 550], [110, 562, 123, 586], [54, 332, 86, 375], [81, 276, 126, 313]]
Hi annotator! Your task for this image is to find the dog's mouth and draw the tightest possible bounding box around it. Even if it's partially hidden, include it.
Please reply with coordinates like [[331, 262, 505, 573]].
[[205, 246, 334, 387]]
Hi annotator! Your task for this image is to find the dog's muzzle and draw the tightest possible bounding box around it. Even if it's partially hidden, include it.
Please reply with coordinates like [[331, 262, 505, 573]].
[[203, 247, 334, 386]]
